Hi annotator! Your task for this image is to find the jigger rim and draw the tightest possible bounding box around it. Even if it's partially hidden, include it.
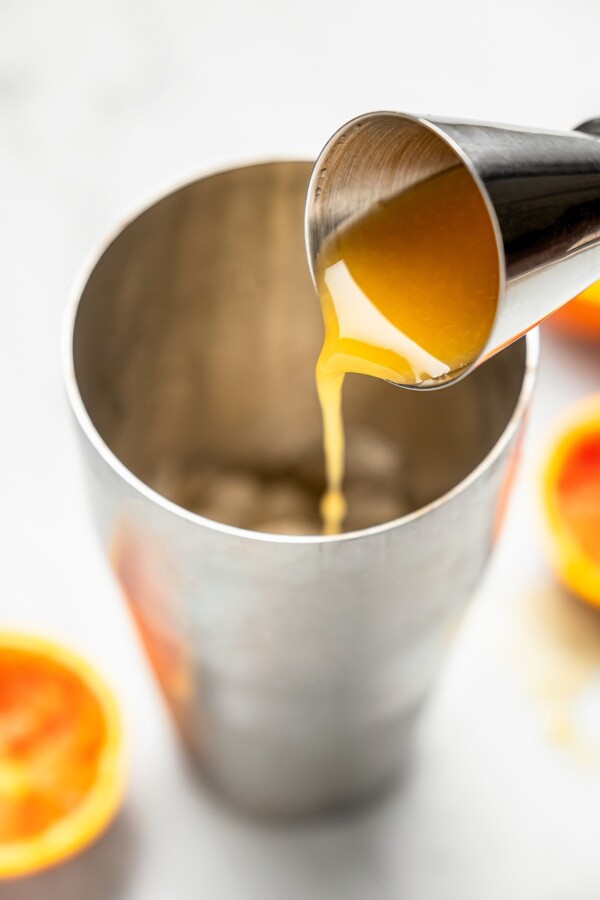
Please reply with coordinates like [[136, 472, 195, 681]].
[[305, 110, 508, 390], [62, 158, 539, 546]]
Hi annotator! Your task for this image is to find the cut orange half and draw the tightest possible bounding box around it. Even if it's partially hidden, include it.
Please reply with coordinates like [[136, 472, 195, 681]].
[[547, 282, 600, 341], [542, 395, 600, 606], [0, 633, 125, 879]]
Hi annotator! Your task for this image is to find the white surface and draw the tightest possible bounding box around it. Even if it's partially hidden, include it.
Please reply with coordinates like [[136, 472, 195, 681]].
[[2, 1, 600, 897]]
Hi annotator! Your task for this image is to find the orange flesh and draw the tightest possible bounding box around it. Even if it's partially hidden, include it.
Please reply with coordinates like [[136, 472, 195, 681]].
[[556, 433, 600, 566], [0, 649, 106, 844], [549, 281, 600, 340]]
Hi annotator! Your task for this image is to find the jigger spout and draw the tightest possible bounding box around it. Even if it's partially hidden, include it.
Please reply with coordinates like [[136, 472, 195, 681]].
[[306, 112, 600, 387]]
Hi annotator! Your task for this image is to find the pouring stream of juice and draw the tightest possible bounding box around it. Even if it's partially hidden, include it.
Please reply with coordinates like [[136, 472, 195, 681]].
[[315, 166, 500, 534]]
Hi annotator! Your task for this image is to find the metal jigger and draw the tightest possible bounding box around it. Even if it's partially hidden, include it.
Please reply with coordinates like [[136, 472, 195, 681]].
[[305, 112, 600, 387]]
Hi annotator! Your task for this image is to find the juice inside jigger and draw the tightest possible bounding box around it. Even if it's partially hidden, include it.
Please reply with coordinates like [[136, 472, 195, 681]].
[[316, 165, 500, 534]]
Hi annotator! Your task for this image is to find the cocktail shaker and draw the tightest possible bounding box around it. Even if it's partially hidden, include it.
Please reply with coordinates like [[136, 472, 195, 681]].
[[64, 160, 537, 816]]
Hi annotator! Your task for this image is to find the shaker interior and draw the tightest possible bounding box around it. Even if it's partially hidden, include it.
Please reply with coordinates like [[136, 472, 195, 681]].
[[73, 161, 527, 533]]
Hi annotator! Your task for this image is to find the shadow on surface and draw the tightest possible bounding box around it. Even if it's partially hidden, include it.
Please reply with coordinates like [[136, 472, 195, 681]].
[[0, 808, 138, 900], [178, 738, 415, 900], [217, 779, 405, 900]]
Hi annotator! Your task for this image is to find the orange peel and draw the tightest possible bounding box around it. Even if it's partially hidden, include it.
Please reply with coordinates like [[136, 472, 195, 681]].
[[0, 633, 125, 878], [542, 395, 600, 606]]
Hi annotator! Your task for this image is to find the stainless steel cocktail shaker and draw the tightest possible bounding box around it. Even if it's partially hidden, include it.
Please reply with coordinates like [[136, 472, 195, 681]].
[[64, 161, 537, 816]]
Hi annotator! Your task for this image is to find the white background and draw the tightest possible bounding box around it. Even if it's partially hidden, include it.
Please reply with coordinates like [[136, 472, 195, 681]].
[[2, 1, 600, 897]]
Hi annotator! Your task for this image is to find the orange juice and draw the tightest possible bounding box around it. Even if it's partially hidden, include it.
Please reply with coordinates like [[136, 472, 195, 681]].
[[315, 166, 500, 533]]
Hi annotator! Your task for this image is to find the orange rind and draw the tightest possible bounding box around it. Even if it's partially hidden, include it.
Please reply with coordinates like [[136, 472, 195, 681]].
[[542, 396, 600, 606], [0, 633, 125, 878]]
